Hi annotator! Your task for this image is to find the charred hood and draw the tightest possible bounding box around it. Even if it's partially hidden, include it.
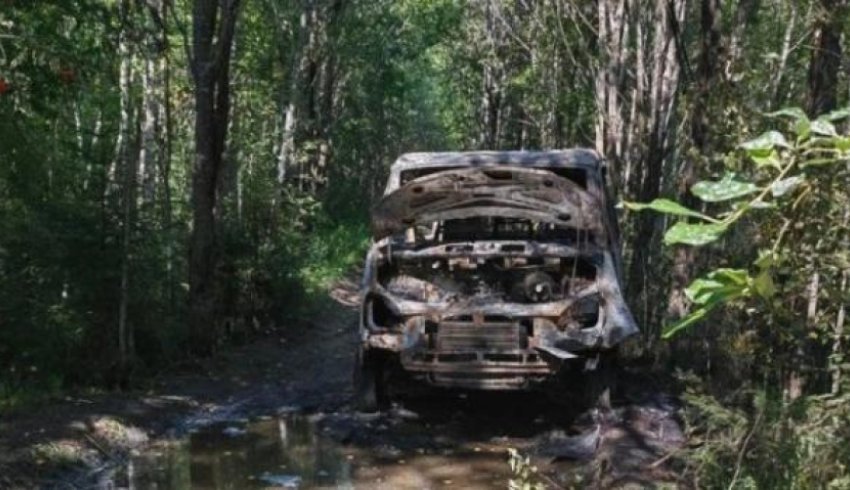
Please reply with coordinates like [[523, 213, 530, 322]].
[[371, 167, 604, 239]]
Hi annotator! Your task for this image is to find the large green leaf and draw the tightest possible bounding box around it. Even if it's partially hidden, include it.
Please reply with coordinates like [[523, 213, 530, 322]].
[[684, 278, 727, 304], [691, 174, 760, 202], [766, 107, 808, 121], [820, 107, 850, 122], [740, 131, 791, 153], [753, 270, 776, 299], [754, 250, 777, 270], [663, 222, 728, 246], [810, 118, 838, 137], [624, 198, 713, 221], [662, 304, 718, 339], [663, 269, 752, 338], [765, 108, 810, 138], [707, 268, 750, 286], [685, 268, 749, 304]]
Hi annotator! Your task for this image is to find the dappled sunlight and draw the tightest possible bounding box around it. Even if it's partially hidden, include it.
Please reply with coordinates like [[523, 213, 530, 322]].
[[2, 0, 848, 487], [329, 276, 361, 308]]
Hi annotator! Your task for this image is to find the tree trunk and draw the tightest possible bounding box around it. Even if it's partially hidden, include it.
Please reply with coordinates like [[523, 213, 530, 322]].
[[139, 44, 160, 206], [667, 0, 721, 322], [594, 0, 629, 190], [725, 0, 760, 77], [116, 0, 137, 380], [769, 2, 797, 107], [806, 0, 846, 117], [161, 0, 176, 310], [188, 0, 241, 356], [277, 0, 315, 185], [626, 0, 685, 330], [478, 0, 507, 149]]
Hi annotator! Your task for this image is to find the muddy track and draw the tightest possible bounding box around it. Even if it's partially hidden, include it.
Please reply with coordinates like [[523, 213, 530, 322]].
[[1, 279, 685, 489]]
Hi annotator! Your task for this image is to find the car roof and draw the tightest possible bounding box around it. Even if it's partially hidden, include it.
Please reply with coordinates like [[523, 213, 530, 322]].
[[389, 149, 602, 173]]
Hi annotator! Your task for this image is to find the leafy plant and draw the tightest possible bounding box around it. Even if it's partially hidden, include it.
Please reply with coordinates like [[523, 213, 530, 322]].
[[626, 107, 850, 338], [508, 448, 548, 490]]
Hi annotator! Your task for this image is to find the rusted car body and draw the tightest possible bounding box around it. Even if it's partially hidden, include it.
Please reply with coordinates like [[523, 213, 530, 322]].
[[355, 150, 637, 409]]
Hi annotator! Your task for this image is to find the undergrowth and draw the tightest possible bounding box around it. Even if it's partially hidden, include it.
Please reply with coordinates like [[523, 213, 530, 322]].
[[677, 371, 850, 489]]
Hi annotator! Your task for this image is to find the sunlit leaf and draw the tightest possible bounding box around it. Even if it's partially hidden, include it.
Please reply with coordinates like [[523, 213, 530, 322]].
[[753, 271, 776, 299], [750, 199, 776, 209], [770, 175, 804, 197], [740, 131, 791, 153], [749, 150, 782, 169], [664, 269, 753, 338], [691, 174, 760, 202], [810, 118, 838, 137], [623, 198, 713, 221], [754, 250, 777, 270], [794, 119, 811, 140], [765, 107, 808, 121], [708, 268, 749, 286], [766, 108, 810, 137], [684, 278, 726, 304], [685, 269, 749, 305], [663, 222, 728, 246], [820, 107, 850, 122], [662, 305, 716, 339]]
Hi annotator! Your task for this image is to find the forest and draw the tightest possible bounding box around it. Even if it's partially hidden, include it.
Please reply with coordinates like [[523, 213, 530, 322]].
[[1, 0, 849, 487]]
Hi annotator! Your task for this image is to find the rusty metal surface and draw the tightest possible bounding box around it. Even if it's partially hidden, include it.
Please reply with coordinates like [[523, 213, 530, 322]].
[[371, 166, 604, 239], [384, 149, 602, 194], [359, 149, 637, 390]]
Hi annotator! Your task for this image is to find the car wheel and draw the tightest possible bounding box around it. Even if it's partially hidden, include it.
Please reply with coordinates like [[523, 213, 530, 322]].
[[353, 347, 389, 412], [582, 350, 617, 411]]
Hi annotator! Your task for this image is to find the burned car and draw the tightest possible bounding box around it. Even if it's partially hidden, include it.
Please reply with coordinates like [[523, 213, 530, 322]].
[[354, 150, 638, 411]]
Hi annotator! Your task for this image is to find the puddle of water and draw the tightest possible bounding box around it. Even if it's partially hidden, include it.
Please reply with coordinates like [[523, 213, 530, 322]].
[[119, 413, 511, 489]]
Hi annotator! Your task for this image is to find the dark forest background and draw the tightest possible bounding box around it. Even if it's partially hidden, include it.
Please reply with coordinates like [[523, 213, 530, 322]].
[[1, 1, 849, 486]]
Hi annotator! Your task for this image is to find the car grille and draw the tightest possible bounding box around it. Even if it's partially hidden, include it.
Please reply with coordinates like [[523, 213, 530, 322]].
[[437, 320, 521, 352]]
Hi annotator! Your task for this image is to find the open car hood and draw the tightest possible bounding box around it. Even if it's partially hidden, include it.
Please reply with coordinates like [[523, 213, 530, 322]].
[[371, 167, 604, 239]]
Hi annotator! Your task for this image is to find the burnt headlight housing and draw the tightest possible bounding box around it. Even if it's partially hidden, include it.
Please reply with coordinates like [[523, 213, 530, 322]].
[[574, 294, 601, 328], [558, 293, 602, 331], [363, 294, 403, 331]]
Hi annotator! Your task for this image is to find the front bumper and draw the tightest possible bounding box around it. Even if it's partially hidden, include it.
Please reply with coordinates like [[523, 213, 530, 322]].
[[363, 315, 582, 390]]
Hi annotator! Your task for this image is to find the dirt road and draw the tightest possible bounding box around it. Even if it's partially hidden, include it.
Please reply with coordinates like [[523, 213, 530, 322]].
[[1, 278, 684, 489]]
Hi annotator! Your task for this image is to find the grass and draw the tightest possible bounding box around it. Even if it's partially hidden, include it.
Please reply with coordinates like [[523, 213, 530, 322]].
[[298, 220, 370, 294], [0, 379, 63, 415]]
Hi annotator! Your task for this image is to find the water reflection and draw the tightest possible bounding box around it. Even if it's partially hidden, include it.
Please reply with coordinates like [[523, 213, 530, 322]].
[[124, 411, 511, 489], [128, 415, 354, 489], [115, 390, 682, 488]]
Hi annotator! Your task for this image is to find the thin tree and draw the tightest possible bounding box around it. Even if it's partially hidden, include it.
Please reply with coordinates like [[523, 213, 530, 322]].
[[188, 0, 242, 355], [806, 0, 846, 116]]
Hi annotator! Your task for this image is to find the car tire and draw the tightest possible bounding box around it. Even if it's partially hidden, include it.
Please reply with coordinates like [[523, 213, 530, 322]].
[[582, 350, 617, 411], [353, 347, 389, 412]]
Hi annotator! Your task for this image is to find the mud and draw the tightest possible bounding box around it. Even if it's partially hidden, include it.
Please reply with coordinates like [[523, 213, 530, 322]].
[[1, 278, 685, 489]]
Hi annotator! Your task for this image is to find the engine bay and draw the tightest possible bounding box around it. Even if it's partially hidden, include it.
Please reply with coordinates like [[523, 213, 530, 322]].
[[380, 254, 598, 305], [377, 216, 599, 306]]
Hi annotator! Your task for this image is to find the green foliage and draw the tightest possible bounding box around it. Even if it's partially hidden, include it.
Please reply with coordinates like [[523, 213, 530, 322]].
[[664, 269, 749, 338], [507, 448, 547, 490], [663, 222, 729, 247], [628, 107, 850, 338], [679, 375, 850, 489], [624, 198, 715, 221], [691, 174, 760, 202]]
